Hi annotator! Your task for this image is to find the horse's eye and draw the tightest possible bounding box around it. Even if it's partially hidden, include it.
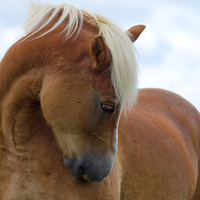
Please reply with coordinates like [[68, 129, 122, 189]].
[[101, 103, 115, 113]]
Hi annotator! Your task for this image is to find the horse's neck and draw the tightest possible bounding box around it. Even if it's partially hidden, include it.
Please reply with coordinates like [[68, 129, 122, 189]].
[[0, 66, 62, 173], [0, 90, 65, 195]]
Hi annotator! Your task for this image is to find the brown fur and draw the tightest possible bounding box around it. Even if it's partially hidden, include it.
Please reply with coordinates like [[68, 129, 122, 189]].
[[0, 16, 200, 200]]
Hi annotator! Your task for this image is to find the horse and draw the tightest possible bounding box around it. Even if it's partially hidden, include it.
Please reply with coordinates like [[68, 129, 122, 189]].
[[0, 2, 200, 200]]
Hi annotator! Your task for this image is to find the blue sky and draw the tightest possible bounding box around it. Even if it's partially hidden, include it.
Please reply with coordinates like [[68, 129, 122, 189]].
[[0, 0, 200, 111]]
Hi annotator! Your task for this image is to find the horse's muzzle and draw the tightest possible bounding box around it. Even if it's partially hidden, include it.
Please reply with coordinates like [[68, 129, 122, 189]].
[[64, 153, 113, 182]]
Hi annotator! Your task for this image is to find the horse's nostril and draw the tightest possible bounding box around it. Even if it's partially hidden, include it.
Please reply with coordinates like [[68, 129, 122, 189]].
[[64, 157, 77, 168], [64, 158, 85, 179]]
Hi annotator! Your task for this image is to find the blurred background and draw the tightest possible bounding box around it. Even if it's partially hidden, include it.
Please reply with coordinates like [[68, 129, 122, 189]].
[[0, 0, 199, 111]]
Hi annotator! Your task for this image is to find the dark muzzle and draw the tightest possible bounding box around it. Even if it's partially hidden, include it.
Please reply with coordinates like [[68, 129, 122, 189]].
[[64, 153, 113, 182]]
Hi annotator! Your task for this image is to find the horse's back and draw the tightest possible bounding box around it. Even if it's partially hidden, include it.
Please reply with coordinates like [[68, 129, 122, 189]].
[[118, 88, 200, 200]]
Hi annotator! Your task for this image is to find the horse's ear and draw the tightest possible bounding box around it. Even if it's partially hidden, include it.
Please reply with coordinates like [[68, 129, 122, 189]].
[[127, 25, 146, 43], [90, 35, 110, 69]]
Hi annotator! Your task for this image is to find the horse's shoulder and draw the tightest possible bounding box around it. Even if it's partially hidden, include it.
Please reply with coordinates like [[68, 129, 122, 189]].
[[118, 90, 200, 200], [137, 88, 199, 116], [121, 88, 200, 157]]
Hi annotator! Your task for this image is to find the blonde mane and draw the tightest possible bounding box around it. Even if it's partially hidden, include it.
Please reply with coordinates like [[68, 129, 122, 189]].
[[23, 2, 138, 108]]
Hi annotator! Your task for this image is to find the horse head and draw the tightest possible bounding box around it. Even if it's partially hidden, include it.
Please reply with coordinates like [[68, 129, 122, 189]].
[[0, 3, 145, 182], [41, 27, 144, 182]]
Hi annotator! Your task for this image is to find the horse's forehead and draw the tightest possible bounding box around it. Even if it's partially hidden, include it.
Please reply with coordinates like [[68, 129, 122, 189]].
[[58, 22, 99, 53]]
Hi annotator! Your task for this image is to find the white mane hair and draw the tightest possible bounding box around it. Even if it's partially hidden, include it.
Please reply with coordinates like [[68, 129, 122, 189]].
[[23, 1, 138, 108]]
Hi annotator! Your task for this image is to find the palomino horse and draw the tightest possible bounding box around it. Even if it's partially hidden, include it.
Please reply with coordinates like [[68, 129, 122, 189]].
[[0, 2, 200, 200]]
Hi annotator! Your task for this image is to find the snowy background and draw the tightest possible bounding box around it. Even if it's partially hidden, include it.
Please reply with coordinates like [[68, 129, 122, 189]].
[[0, 0, 200, 111]]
